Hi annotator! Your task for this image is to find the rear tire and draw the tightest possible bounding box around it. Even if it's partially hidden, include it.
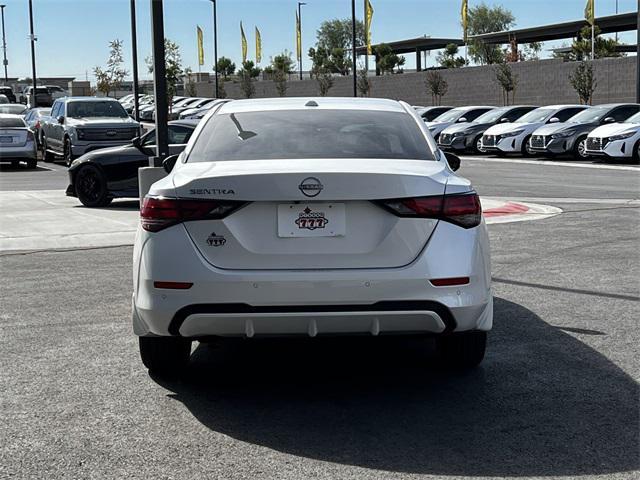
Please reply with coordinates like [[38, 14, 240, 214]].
[[436, 331, 487, 369], [63, 138, 74, 167], [26, 157, 37, 169], [633, 139, 640, 163], [139, 336, 192, 375], [75, 164, 112, 208], [42, 137, 55, 163]]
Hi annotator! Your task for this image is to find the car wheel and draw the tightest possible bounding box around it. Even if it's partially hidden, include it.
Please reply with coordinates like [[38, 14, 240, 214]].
[[633, 140, 640, 163], [473, 135, 485, 154], [42, 137, 55, 163], [521, 135, 534, 157], [436, 331, 487, 369], [573, 136, 590, 160], [139, 336, 192, 375], [10, 160, 18, 168], [75, 164, 112, 207], [26, 157, 37, 169], [63, 138, 74, 167]]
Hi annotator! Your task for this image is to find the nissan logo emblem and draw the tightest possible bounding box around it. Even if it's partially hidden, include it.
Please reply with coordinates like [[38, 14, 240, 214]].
[[298, 177, 323, 197]]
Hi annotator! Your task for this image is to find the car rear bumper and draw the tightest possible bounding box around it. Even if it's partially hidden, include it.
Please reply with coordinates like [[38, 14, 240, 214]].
[[132, 219, 493, 338], [0, 144, 37, 160]]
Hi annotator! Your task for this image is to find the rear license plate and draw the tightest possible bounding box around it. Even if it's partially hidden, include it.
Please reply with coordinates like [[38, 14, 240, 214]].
[[278, 203, 346, 238], [0, 136, 12, 143]]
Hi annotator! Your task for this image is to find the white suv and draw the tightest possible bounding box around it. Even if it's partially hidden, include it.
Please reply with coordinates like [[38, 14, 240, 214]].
[[132, 98, 492, 375]]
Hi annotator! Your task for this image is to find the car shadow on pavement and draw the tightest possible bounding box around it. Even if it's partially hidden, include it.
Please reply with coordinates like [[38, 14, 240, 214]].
[[152, 297, 639, 477], [73, 200, 140, 211]]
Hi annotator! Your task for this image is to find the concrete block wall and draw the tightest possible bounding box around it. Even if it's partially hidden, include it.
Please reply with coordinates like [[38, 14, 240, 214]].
[[221, 56, 637, 106]]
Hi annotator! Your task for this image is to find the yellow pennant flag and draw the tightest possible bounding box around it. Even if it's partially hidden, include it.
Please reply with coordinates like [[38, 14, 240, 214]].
[[584, 0, 595, 26], [255, 27, 262, 64], [365, 0, 374, 55], [295, 11, 301, 59], [461, 0, 468, 43], [197, 26, 204, 66], [240, 22, 247, 63]]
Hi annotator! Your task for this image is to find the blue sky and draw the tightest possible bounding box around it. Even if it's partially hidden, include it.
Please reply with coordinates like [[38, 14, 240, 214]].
[[0, 0, 637, 81]]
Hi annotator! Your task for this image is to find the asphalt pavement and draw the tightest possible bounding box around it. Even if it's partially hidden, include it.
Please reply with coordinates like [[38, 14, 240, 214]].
[[0, 156, 638, 479]]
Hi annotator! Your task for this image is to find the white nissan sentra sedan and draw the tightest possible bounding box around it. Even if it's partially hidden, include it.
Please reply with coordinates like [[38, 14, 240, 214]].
[[132, 97, 492, 375]]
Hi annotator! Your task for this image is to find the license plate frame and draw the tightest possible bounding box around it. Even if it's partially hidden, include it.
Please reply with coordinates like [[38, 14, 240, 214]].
[[277, 203, 346, 238]]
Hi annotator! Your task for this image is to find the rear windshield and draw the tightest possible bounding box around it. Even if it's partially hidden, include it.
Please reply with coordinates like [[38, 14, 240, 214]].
[[67, 101, 128, 118], [0, 105, 27, 114], [0, 117, 26, 128], [188, 109, 434, 162]]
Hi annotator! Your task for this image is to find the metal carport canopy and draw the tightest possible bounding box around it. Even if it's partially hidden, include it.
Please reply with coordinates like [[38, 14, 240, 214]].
[[469, 12, 638, 44], [355, 37, 464, 55]]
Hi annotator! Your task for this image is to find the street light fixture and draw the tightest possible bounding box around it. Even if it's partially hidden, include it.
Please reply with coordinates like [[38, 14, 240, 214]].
[[298, 2, 306, 80], [210, 0, 218, 98], [0, 4, 8, 84]]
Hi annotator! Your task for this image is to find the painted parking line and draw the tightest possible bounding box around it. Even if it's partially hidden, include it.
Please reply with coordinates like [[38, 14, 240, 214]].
[[462, 156, 640, 172]]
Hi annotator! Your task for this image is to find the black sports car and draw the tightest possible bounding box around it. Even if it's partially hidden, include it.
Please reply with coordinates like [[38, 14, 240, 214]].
[[66, 120, 198, 207]]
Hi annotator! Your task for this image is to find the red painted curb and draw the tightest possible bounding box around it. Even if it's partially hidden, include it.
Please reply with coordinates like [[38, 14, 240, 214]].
[[483, 202, 530, 218]]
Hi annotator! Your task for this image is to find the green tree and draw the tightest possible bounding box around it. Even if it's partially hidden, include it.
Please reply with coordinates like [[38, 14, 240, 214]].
[[425, 70, 448, 106], [569, 61, 597, 105], [437, 43, 467, 69], [94, 39, 128, 98], [237, 60, 261, 98], [215, 56, 236, 79], [356, 66, 370, 97], [315, 67, 334, 96], [565, 26, 624, 61], [494, 61, 519, 105], [466, 3, 515, 65], [145, 39, 183, 107], [183, 67, 197, 97], [375, 43, 405, 74], [264, 51, 294, 97], [309, 18, 365, 76]]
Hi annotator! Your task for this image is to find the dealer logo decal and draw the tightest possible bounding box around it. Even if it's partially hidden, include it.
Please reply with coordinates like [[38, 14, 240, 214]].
[[295, 207, 329, 230], [206, 232, 226, 247]]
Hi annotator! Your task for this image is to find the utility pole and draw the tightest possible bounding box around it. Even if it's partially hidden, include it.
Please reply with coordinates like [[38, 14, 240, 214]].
[[210, 0, 218, 97], [149, 0, 169, 166], [130, 0, 140, 121], [363, 0, 368, 74], [0, 5, 8, 84], [636, 0, 639, 102], [28, 0, 37, 107], [298, 2, 306, 80], [351, 0, 357, 96]]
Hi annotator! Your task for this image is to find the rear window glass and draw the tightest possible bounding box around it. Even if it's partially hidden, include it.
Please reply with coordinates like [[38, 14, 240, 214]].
[[188, 109, 434, 162], [0, 117, 26, 127]]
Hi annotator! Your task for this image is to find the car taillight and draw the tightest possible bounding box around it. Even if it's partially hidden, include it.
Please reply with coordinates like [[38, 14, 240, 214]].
[[378, 192, 482, 229], [140, 197, 246, 232], [26, 130, 35, 142]]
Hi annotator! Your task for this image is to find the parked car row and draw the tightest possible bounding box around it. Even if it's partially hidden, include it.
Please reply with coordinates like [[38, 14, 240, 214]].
[[417, 103, 640, 161], [119, 94, 231, 121]]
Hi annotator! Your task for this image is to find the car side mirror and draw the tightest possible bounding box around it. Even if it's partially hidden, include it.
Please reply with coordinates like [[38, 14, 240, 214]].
[[163, 154, 179, 174], [457, 117, 468, 123], [604, 117, 616, 124], [57, 115, 65, 124], [444, 151, 461, 172], [548, 117, 560, 123], [500, 117, 510, 123]]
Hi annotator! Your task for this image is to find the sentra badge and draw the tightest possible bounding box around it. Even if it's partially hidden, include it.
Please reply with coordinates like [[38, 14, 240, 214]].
[[190, 188, 236, 195], [295, 207, 329, 230]]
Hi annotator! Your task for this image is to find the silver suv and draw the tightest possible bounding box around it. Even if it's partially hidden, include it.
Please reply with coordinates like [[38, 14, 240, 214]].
[[41, 97, 140, 166]]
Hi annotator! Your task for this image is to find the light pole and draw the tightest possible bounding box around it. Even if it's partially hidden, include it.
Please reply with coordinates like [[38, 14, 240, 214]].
[[28, 0, 37, 107], [130, 0, 140, 121], [0, 4, 8, 84], [298, 2, 306, 80], [149, 0, 169, 166], [351, 0, 356, 96], [210, 0, 218, 97]]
